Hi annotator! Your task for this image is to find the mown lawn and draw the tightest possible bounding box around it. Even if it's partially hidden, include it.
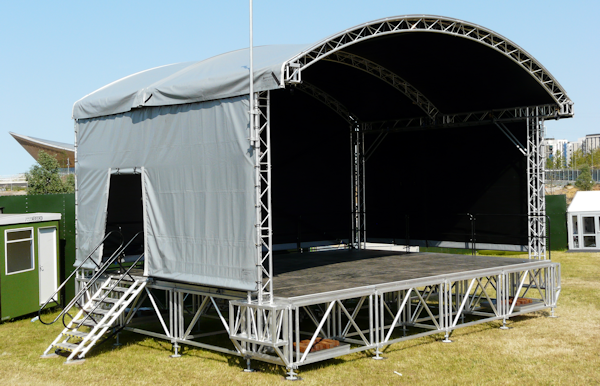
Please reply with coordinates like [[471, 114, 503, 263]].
[[0, 251, 598, 385]]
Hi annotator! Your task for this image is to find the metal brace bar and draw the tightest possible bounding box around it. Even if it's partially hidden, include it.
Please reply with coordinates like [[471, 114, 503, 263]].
[[495, 121, 526, 155]]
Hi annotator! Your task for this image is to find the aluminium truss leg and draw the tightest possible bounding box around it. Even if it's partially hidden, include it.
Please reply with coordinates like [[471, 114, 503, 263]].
[[527, 109, 546, 260], [255, 91, 273, 304], [351, 124, 366, 250]]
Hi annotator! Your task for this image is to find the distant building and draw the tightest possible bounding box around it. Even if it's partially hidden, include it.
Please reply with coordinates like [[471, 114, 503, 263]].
[[583, 134, 600, 153], [9, 132, 74, 169], [544, 138, 568, 167], [566, 138, 585, 167]]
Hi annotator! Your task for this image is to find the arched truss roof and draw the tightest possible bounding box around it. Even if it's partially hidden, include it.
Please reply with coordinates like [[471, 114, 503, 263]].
[[283, 15, 573, 119], [294, 82, 358, 125], [321, 51, 440, 119]]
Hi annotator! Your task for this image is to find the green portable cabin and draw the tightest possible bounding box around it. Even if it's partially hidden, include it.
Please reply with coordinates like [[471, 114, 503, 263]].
[[0, 213, 61, 321]]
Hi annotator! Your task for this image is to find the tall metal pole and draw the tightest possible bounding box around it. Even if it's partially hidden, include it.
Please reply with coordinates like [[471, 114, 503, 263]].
[[249, 0, 254, 113], [249, 0, 264, 307], [249, 0, 257, 309]]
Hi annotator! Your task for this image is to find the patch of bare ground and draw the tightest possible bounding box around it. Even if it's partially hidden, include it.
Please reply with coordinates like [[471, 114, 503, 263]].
[[545, 183, 600, 204]]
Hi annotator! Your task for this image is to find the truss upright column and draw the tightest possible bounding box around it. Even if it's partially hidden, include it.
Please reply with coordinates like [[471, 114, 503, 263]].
[[526, 107, 546, 260], [253, 91, 273, 303], [351, 123, 366, 249]]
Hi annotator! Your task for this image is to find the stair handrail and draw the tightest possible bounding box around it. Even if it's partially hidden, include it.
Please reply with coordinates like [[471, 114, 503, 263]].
[[38, 230, 124, 325], [72, 252, 145, 329], [61, 231, 144, 329]]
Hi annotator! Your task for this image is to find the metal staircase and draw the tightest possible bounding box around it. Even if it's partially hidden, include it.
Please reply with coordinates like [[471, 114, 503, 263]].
[[39, 231, 146, 363], [43, 276, 147, 363]]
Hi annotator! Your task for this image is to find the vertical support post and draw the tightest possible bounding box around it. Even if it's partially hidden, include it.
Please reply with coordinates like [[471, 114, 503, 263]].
[[253, 91, 273, 304], [351, 123, 366, 249], [527, 108, 547, 260], [372, 292, 384, 360], [170, 290, 181, 358], [499, 274, 511, 330], [73, 121, 79, 281]]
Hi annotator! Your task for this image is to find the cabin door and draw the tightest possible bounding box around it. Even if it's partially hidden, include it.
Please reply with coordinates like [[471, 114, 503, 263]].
[[38, 227, 58, 305]]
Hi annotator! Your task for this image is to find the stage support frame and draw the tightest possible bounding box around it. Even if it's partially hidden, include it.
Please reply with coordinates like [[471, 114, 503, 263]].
[[253, 91, 274, 304], [527, 107, 547, 260], [229, 259, 560, 374]]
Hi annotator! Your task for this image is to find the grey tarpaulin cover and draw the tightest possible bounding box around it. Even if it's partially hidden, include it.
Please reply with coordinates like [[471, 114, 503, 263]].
[[74, 44, 309, 291]]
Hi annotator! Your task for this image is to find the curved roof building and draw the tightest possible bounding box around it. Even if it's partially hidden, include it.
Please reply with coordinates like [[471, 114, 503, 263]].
[[10, 132, 74, 168]]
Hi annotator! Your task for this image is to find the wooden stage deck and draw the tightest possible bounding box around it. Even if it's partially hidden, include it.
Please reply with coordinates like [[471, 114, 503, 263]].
[[272, 249, 531, 298]]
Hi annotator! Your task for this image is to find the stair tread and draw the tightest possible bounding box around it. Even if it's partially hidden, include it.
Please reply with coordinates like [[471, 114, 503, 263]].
[[83, 308, 110, 315], [72, 318, 102, 327], [108, 286, 129, 292], [92, 296, 120, 303], [54, 342, 80, 352], [63, 330, 89, 339], [44, 280, 147, 359]]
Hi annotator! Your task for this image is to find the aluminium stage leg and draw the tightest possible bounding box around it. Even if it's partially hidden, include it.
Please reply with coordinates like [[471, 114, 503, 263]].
[[243, 358, 256, 373], [500, 318, 511, 330], [286, 367, 301, 381], [170, 342, 181, 358], [442, 328, 453, 343], [372, 293, 385, 360], [113, 330, 122, 347], [442, 288, 452, 343]]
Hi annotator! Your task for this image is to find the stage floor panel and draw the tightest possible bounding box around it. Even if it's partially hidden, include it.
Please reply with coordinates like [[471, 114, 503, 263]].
[[272, 250, 531, 298]]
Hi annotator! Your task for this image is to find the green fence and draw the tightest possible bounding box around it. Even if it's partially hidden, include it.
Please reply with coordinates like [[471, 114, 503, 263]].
[[546, 194, 568, 251], [0, 194, 75, 304]]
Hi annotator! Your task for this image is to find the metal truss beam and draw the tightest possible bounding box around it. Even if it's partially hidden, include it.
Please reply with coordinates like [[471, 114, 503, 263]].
[[322, 51, 439, 119], [294, 82, 359, 124], [363, 104, 562, 134], [283, 15, 573, 116]]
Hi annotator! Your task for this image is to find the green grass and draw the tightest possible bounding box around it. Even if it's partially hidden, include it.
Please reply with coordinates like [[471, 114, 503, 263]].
[[1, 251, 599, 385]]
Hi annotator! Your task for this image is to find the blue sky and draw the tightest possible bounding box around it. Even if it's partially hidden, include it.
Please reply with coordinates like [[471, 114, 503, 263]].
[[1, 0, 597, 175]]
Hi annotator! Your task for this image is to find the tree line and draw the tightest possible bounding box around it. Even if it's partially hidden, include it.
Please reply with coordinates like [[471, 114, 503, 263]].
[[546, 148, 600, 170]]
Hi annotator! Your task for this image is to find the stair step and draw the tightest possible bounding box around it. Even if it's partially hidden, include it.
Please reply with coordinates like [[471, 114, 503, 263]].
[[83, 308, 110, 315], [92, 296, 120, 304], [43, 278, 147, 361], [107, 286, 129, 293], [72, 318, 102, 327], [111, 277, 135, 283], [63, 330, 89, 339], [54, 342, 80, 352]]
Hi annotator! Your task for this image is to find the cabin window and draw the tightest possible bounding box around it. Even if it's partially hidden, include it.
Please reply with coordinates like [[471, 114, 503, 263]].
[[5, 228, 34, 274]]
